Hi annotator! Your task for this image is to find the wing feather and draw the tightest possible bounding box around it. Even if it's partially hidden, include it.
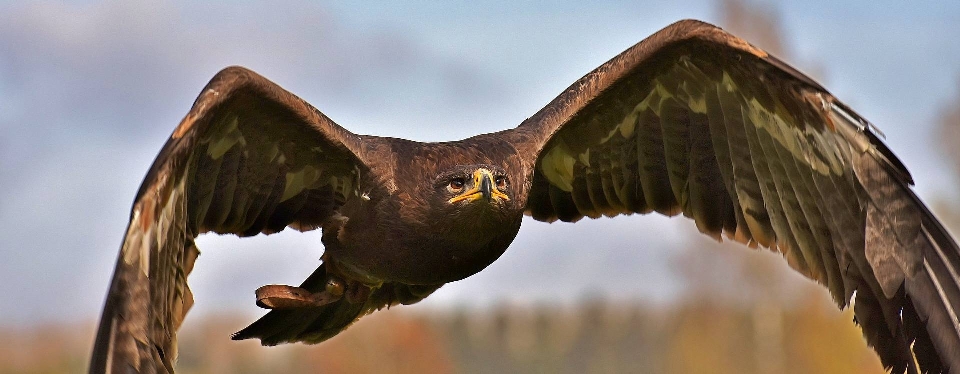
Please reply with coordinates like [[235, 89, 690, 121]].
[[718, 84, 777, 247], [660, 97, 692, 208], [617, 134, 646, 213], [703, 83, 754, 243], [507, 19, 960, 373], [90, 66, 370, 373], [686, 109, 729, 236], [549, 178, 582, 221], [636, 108, 677, 214]]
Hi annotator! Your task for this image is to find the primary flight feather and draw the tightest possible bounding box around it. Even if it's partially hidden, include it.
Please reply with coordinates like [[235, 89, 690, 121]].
[[90, 20, 960, 373]]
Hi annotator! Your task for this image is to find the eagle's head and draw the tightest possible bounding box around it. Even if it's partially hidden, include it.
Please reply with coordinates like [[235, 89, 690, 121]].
[[428, 162, 520, 241], [389, 163, 522, 281]]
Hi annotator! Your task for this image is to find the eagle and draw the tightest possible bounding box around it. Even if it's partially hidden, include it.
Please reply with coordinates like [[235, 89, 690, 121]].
[[90, 20, 960, 373]]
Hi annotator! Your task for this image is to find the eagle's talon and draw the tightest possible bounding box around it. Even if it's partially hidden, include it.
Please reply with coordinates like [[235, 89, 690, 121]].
[[325, 278, 345, 297]]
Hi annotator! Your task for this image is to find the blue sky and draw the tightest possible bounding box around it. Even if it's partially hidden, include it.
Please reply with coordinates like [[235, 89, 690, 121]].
[[1, 1, 959, 325]]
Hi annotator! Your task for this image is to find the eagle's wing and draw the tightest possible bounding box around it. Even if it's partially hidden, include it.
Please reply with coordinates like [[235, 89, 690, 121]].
[[505, 19, 960, 374], [89, 66, 369, 373]]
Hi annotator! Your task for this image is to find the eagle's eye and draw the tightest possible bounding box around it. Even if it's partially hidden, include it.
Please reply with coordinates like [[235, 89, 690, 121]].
[[448, 177, 466, 193], [494, 175, 508, 190]]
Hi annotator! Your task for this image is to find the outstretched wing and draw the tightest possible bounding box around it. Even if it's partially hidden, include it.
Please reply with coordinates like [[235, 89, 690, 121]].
[[90, 66, 368, 373], [506, 20, 960, 373]]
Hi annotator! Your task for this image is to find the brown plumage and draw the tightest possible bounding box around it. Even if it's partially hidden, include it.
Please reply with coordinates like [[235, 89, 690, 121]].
[[90, 20, 960, 373]]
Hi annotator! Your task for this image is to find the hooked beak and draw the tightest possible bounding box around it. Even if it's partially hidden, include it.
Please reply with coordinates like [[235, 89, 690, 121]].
[[478, 173, 493, 201], [448, 168, 510, 204]]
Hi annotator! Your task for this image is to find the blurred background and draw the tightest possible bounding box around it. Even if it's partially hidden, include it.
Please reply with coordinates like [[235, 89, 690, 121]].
[[1, 0, 959, 373]]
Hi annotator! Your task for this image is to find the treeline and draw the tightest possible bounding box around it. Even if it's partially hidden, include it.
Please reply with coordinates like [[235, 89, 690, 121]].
[[1, 289, 884, 374]]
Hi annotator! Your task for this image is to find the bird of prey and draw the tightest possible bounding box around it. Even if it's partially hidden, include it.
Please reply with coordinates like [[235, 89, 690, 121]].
[[90, 19, 960, 373]]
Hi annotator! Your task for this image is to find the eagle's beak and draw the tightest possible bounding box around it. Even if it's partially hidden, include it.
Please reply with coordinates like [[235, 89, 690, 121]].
[[479, 173, 493, 201], [448, 168, 510, 204]]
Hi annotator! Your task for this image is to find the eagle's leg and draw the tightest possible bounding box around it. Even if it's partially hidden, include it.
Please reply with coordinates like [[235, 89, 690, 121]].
[[254, 276, 346, 309]]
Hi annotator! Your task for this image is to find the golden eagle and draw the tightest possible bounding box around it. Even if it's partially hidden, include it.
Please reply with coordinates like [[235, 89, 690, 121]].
[[90, 20, 960, 373]]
